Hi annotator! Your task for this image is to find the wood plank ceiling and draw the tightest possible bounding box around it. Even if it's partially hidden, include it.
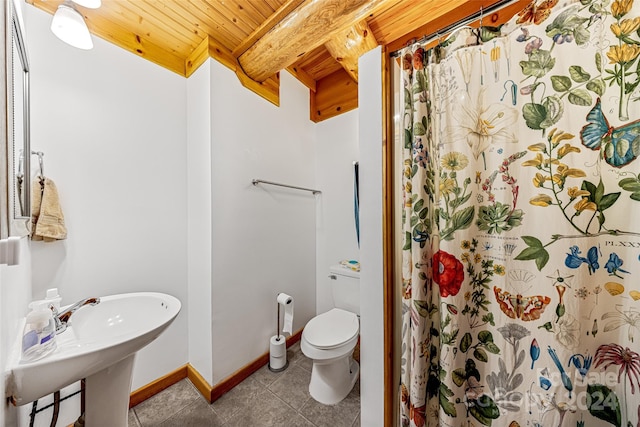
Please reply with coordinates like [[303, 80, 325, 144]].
[[26, 0, 529, 122]]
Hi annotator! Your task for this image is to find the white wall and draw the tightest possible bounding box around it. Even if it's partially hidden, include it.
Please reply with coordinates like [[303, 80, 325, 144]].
[[25, 5, 189, 390], [359, 46, 385, 427], [186, 60, 213, 384], [208, 61, 317, 384], [1, 1, 39, 425], [186, 59, 323, 387], [15, 4, 189, 420], [1, 4, 374, 426], [1, 240, 32, 426], [315, 111, 359, 314]]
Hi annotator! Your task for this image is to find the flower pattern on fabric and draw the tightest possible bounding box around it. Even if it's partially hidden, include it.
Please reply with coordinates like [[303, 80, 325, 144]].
[[433, 250, 464, 297], [397, 1, 640, 426], [451, 87, 519, 165]]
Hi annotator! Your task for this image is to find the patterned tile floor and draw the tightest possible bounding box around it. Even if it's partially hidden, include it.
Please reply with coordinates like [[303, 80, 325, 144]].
[[128, 342, 361, 427]]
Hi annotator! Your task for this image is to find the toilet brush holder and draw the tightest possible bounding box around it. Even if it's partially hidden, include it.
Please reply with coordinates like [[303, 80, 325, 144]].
[[268, 335, 288, 372]]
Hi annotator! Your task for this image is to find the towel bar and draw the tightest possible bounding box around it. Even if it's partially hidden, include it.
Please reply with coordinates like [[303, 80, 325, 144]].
[[252, 179, 321, 195]]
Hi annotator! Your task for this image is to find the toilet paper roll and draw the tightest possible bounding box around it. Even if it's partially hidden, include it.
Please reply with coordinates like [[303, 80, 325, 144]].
[[270, 335, 286, 356], [277, 293, 294, 335], [269, 335, 287, 370]]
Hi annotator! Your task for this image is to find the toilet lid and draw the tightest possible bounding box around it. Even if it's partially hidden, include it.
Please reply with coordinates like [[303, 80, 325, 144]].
[[304, 308, 359, 349]]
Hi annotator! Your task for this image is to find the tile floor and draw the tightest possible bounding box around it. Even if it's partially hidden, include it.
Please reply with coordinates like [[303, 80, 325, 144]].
[[128, 342, 361, 427]]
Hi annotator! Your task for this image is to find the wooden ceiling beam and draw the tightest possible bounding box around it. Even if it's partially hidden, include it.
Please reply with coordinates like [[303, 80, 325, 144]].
[[185, 35, 280, 106], [294, 45, 343, 81], [237, 0, 400, 83], [324, 20, 377, 83], [209, 37, 280, 106], [232, 0, 305, 58]]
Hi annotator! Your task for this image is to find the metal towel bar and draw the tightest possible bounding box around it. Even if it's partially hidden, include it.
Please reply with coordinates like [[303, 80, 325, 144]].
[[252, 179, 321, 195]]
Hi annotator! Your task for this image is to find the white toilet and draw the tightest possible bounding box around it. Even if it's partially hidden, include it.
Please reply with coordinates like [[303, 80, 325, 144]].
[[301, 264, 360, 405]]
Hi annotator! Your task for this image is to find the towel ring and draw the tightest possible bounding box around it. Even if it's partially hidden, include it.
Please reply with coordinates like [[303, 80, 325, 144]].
[[31, 150, 44, 177]]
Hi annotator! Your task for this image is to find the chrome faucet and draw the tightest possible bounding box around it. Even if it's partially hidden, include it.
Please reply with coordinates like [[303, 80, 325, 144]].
[[52, 297, 100, 334]]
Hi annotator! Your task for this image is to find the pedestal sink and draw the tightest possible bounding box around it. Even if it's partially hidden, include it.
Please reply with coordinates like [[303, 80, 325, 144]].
[[7, 292, 181, 426]]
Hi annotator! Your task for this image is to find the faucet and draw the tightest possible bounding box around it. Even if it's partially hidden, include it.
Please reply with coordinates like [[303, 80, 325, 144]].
[[52, 297, 100, 334]]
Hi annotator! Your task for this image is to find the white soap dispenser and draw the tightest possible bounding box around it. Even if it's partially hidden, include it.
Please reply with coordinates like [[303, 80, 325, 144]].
[[44, 288, 62, 312], [21, 300, 57, 362]]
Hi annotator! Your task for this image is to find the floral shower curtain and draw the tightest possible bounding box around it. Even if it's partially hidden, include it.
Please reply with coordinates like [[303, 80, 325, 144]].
[[399, 1, 640, 427]]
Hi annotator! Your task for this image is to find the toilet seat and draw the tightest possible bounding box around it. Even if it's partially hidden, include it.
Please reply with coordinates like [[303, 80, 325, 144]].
[[303, 308, 359, 349]]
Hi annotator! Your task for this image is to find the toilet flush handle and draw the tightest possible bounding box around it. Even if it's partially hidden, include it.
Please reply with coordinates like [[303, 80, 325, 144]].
[[328, 274, 337, 280]]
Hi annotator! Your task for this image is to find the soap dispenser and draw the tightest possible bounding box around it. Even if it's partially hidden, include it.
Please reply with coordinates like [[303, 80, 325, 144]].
[[44, 288, 62, 313], [21, 300, 57, 362]]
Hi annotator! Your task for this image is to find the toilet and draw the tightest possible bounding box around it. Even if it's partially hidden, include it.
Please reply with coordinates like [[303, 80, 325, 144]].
[[301, 264, 360, 405]]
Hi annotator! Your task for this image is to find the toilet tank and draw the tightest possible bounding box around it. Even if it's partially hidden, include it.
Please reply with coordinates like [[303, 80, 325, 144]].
[[329, 265, 360, 315]]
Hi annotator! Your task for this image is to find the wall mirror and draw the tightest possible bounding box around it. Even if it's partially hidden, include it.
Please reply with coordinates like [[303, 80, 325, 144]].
[[5, 0, 31, 238]]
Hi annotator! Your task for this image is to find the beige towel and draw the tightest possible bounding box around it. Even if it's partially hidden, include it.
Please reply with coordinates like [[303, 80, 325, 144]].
[[31, 178, 42, 237], [31, 177, 67, 241]]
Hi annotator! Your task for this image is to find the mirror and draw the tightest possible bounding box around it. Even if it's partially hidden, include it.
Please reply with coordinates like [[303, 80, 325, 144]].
[[6, 0, 30, 237]]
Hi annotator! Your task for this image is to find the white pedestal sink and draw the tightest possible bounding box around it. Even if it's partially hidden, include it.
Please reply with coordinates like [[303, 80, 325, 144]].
[[6, 292, 181, 426]]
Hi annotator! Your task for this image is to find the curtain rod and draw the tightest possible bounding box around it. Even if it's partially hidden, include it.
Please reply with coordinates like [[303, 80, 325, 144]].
[[390, 0, 519, 57]]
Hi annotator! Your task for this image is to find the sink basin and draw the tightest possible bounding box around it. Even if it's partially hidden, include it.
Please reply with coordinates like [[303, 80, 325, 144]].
[[7, 292, 181, 425], [71, 292, 178, 343]]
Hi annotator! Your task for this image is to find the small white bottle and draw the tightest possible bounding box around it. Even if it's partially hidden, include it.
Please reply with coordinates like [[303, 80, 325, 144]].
[[21, 301, 57, 362], [44, 288, 62, 312]]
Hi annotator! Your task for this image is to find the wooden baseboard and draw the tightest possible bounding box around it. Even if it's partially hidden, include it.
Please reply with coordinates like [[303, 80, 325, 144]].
[[187, 364, 213, 403], [210, 329, 302, 402], [129, 365, 188, 408], [127, 329, 303, 407]]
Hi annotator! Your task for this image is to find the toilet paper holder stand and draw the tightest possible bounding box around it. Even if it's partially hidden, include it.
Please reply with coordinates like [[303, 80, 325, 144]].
[[276, 302, 282, 343], [268, 297, 290, 373]]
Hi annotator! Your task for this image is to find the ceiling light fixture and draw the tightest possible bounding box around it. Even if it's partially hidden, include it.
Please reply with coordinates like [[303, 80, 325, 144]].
[[50, 1, 96, 50]]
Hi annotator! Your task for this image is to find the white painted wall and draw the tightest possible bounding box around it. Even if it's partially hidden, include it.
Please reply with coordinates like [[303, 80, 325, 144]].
[[359, 46, 385, 427], [1, 4, 375, 426], [25, 5, 189, 390], [186, 60, 213, 384], [1, 1, 38, 425], [208, 61, 317, 384], [185, 58, 320, 387], [0, 239, 32, 426], [5, 6, 190, 426], [315, 111, 360, 314]]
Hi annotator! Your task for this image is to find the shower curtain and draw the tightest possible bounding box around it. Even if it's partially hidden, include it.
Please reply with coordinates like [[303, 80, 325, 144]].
[[399, 1, 640, 427]]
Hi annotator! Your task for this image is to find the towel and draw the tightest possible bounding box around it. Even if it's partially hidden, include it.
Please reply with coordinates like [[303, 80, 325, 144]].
[[31, 177, 67, 241], [340, 259, 360, 272], [31, 177, 42, 236], [353, 162, 360, 248]]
